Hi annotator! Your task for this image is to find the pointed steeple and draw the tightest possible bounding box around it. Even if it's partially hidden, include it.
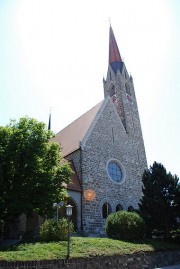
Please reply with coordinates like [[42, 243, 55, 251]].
[[109, 26, 122, 63], [109, 26, 123, 73], [48, 109, 51, 130]]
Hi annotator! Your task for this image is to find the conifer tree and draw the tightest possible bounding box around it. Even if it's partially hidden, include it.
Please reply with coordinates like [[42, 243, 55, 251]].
[[139, 162, 179, 239]]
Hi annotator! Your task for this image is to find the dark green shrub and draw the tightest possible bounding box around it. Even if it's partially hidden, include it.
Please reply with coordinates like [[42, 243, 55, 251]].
[[39, 219, 55, 241], [56, 218, 74, 241], [105, 211, 146, 240], [39, 218, 74, 241]]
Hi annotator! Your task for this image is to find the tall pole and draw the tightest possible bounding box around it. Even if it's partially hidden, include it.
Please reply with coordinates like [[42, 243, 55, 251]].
[[66, 204, 73, 259], [67, 216, 70, 259]]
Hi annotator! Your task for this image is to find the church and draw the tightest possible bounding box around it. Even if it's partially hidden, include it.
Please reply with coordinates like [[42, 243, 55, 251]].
[[52, 25, 147, 235]]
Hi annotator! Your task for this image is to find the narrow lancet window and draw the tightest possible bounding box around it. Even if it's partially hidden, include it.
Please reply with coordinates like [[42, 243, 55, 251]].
[[102, 202, 112, 219]]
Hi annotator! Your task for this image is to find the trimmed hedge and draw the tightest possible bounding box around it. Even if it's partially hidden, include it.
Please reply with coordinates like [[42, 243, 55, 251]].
[[105, 211, 146, 240]]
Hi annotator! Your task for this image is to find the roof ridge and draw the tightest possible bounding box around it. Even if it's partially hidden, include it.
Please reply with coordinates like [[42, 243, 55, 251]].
[[51, 100, 104, 156], [56, 100, 103, 134]]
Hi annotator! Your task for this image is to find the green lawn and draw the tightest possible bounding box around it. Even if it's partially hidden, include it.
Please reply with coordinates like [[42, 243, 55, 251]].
[[0, 237, 179, 261]]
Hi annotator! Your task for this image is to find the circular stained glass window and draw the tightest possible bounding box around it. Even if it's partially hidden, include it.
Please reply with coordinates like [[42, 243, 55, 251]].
[[107, 161, 123, 183]]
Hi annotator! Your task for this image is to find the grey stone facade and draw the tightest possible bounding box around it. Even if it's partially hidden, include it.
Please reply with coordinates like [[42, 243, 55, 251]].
[[66, 62, 147, 234], [60, 27, 147, 235]]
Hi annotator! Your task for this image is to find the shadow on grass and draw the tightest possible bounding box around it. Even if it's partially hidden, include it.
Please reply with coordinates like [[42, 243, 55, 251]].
[[0, 238, 39, 251], [109, 236, 180, 252]]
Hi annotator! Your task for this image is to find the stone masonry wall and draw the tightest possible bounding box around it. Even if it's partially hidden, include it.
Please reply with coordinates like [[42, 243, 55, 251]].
[[1, 251, 180, 269], [81, 98, 147, 235], [78, 58, 147, 235], [104, 63, 147, 170], [67, 60, 147, 235]]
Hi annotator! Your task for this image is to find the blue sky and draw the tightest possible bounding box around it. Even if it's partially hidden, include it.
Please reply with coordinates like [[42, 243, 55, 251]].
[[0, 0, 180, 177]]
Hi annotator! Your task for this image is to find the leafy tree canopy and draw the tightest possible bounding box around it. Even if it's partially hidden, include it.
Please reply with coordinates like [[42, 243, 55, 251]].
[[139, 161, 180, 239], [0, 117, 72, 223]]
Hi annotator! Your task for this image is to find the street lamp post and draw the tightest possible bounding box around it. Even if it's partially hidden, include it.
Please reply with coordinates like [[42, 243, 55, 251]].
[[53, 202, 64, 223], [66, 204, 73, 259]]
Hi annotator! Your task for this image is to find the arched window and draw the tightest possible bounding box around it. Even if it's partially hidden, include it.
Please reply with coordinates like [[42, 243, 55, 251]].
[[109, 85, 115, 97], [102, 202, 112, 219], [124, 71, 127, 79], [116, 204, 123, 212], [125, 83, 131, 96], [128, 206, 134, 212], [125, 83, 133, 103]]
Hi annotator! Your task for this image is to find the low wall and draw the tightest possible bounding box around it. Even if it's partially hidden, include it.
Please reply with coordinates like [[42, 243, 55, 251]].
[[0, 250, 180, 269]]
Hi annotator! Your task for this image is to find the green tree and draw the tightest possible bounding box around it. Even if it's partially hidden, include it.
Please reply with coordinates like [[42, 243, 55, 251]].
[[0, 117, 72, 223], [139, 162, 180, 239]]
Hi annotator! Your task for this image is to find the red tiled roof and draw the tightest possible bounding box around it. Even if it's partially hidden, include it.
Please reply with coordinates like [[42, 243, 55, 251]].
[[67, 161, 82, 192], [51, 101, 103, 156], [109, 26, 122, 64]]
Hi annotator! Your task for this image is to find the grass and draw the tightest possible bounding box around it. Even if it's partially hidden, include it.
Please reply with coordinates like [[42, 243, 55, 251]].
[[0, 237, 179, 261]]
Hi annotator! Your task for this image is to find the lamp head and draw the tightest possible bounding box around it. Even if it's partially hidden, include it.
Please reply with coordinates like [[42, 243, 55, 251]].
[[53, 203, 57, 208], [66, 204, 73, 216]]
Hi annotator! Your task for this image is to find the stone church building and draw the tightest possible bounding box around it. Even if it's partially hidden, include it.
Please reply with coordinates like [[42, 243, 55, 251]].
[[52, 26, 147, 235]]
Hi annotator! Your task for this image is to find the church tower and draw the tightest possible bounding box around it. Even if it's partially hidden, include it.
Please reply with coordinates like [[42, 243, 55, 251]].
[[103, 26, 147, 167], [52, 25, 147, 235]]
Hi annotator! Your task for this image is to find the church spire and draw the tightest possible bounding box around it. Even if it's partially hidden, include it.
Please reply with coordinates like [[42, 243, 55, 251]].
[[109, 25, 122, 64], [48, 109, 51, 130], [108, 26, 123, 74]]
